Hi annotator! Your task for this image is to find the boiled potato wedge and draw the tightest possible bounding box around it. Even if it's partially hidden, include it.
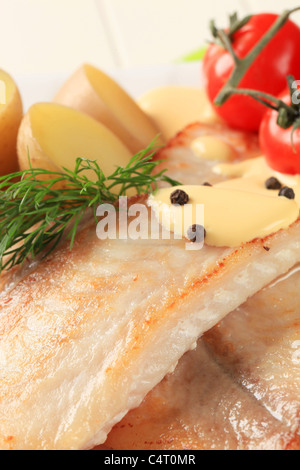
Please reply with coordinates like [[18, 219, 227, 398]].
[[0, 69, 23, 176], [17, 102, 133, 188], [54, 64, 163, 154]]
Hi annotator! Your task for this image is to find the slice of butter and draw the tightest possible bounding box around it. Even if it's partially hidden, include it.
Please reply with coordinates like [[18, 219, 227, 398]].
[[148, 185, 299, 247], [191, 136, 236, 162], [138, 86, 220, 140]]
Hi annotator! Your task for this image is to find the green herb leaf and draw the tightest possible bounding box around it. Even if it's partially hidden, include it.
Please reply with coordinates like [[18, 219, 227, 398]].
[[177, 46, 207, 63], [0, 141, 181, 272]]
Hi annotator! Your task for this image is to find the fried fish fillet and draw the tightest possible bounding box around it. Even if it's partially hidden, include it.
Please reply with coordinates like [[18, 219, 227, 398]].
[[1, 124, 299, 450], [99, 123, 300, 451], [100, 265, 300, 450]]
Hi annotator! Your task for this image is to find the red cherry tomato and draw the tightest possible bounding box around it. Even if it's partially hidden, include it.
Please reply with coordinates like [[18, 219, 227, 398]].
[[203, 14, 300, 132], [259, 89, 300, 175]]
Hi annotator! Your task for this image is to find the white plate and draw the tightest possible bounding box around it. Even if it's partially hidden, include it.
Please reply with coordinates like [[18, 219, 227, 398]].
[[16, 62, 204, 111]]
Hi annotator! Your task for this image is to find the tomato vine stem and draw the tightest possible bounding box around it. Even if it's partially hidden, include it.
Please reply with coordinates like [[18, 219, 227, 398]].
[[220, 87, 298, 119], [214, 6, 300, 107], [219, 80, 300, 152]]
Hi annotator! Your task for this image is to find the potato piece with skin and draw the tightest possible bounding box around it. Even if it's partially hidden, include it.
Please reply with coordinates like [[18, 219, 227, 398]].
[[54, 64, 164, 154], [0, 69, 23, 176], [17, 102, 133, 188]]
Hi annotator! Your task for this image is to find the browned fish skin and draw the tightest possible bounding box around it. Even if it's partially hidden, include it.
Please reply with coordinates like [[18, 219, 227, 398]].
[[0, 122, 298, 450], [100, 266, 300, 451]]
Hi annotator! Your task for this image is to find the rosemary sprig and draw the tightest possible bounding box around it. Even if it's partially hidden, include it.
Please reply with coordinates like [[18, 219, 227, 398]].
[[0, 143, 180, 272]]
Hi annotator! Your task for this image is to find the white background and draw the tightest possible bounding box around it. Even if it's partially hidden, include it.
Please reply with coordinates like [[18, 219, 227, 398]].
[[1, 0, 300, 77]]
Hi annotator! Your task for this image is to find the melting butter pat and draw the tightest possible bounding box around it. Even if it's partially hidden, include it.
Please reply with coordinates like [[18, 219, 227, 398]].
[[191, 136, 236, 162], [138, 86, 219, 140], [214, 156, 269, 179], [148, 185, 299, 248], [214, 156, 300, 207]]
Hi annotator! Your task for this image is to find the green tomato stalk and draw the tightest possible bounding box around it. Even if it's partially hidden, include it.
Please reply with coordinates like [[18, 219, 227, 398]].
[[212, 6, 300, 107]]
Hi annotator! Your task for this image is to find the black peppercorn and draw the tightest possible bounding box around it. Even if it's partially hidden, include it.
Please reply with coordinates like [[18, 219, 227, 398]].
[[186, 224, 206, 243], [170, 189, 189, 205], [278, 186, 295, 200], [265, 177, 282, 190]]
